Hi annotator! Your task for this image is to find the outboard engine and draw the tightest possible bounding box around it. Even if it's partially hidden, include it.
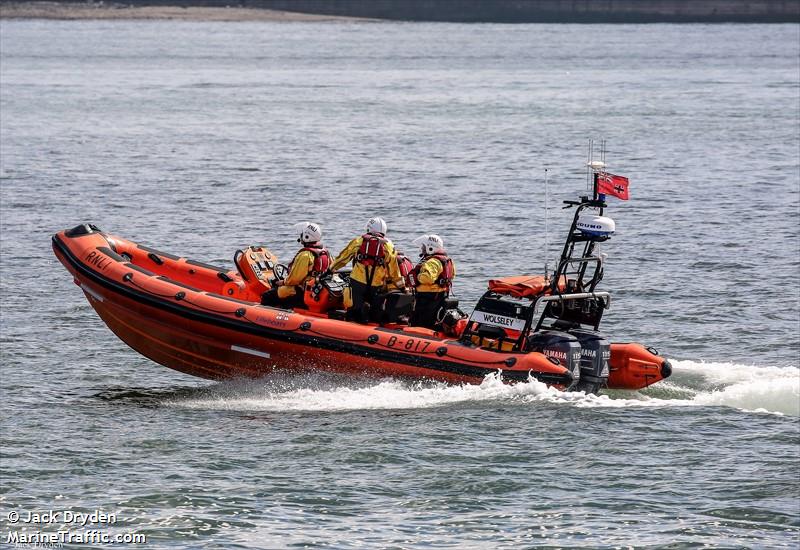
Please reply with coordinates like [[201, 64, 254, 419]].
[[569, 328, 611, 394], [526, 330, 582, 386]]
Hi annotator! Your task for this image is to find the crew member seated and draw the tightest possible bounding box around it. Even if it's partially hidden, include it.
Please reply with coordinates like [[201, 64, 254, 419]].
[[261, 222, 331, 308], [330, 217, 402, 322], [409, 234, 456, 329]]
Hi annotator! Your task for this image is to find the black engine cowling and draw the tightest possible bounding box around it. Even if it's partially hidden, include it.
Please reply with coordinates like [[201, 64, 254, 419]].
[[569, 328, 611, 394], [526, 330, 582, 386]]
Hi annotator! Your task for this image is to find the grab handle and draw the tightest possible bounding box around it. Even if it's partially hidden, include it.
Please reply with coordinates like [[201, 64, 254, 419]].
[[233, 249, 248, 281]]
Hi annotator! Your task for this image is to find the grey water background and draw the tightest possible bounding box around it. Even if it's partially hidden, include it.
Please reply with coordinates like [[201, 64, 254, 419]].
[[1, 20, 799, 548]]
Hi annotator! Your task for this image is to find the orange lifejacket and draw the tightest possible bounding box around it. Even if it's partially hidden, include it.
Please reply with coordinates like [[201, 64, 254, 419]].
[[356, 233, 387, 267]]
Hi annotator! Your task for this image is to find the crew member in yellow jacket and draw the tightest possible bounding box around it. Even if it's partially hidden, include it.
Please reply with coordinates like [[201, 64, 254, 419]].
[[409, 234, 456, 329], [331, 217, 402, 322], [261, 222, 331, 308]]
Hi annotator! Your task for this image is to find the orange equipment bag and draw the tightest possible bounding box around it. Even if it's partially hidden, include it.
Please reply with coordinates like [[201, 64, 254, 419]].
[[303, 276, 345, 314], [487, 275, 566, 298]]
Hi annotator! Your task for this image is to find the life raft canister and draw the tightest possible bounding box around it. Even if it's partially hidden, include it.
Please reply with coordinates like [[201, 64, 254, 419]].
[[410, 254, 454, 290], [299, 244, 331, 276], [355, 233, 386, 267]]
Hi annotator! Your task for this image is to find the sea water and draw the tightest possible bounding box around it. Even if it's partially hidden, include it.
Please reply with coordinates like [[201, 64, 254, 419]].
[[1, 21, 798, 548]]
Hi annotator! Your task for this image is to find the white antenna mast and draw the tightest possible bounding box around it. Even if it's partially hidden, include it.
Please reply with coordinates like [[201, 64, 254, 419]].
[[544, 167, 550, 280], [587, 138, 607, 199], [601, 139, 606, 166]]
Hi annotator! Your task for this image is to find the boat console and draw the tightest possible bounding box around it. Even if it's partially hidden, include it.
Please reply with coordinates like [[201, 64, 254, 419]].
[[230, 246, 280, 301]]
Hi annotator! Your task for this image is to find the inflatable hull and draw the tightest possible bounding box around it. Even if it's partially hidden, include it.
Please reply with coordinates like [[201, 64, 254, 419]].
[[52, 227, 576, 387], [608, 343, 672, 390]]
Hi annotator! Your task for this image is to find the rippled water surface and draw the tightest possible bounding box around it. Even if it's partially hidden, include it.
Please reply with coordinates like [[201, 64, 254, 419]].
[[1, 21, 799, 548]]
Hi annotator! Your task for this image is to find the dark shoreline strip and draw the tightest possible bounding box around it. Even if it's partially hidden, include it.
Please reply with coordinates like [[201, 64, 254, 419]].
[[1, 0, 798, 23]]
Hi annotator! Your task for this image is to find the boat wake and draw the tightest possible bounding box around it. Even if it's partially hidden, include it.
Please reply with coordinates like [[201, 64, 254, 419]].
[[166, 359, 799, 417]]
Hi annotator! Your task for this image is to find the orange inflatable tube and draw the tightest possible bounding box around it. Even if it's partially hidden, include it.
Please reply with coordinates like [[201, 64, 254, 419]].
[[607, 343, 672, 390], [51, 225, 574, 388]]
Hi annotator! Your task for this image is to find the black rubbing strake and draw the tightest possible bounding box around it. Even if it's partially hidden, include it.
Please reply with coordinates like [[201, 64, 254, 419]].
[[124, 263, 155, 276], [157, 276, 201, 293], [96, 246, 124, 262], [137, 244, 181, 261]]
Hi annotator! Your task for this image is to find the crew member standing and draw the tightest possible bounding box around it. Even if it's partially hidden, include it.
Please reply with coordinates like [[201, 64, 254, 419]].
[[409, 234, 455, 329], [330, 217, 402, 322], [262, 222, 330, 308]]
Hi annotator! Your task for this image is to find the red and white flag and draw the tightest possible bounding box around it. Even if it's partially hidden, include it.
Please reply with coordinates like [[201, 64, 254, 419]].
[[597, 172, 630, 200]]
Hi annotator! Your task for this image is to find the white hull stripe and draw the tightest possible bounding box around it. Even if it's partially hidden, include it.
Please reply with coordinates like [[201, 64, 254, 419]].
[[231, 345, 271, 359], [81, 284, 104, 302]]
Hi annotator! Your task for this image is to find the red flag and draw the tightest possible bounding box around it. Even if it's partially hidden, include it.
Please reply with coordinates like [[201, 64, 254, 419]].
[[597, 172, 630, 200]]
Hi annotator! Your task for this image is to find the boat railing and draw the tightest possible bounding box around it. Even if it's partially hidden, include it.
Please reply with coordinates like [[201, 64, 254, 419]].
[[529, 291, 611, 333], [537, 291, 611, 308], [554, 256, 604, 292]]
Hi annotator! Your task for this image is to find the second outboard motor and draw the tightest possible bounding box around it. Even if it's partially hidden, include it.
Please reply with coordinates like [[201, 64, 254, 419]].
[[569, 328, 611, 394], [526, 331, 582, 386]]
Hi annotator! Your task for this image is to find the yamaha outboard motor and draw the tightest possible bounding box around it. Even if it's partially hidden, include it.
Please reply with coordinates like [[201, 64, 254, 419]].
[[569, 328, 611, 394], [526, 330, 582, 387]]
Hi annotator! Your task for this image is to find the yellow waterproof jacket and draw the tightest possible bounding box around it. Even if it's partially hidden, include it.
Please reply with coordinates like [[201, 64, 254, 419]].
[[331, 235, 401, 287], [277, 250, 315, 299], [414, 256, 456, 294]]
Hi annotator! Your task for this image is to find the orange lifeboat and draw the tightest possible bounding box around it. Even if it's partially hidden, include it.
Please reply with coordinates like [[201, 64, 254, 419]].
[[53, 158, 672, 394], [52, 224, 575, 387]]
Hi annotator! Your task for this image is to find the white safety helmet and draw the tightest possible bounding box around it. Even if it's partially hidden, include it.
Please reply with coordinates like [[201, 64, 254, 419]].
[[413, 234, 446, 256], [293, 221, 323, 244], [365, 217, 387, 236]]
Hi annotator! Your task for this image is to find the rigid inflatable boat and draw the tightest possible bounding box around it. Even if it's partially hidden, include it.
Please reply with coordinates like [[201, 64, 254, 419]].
[[52, 165, 671, 393]]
